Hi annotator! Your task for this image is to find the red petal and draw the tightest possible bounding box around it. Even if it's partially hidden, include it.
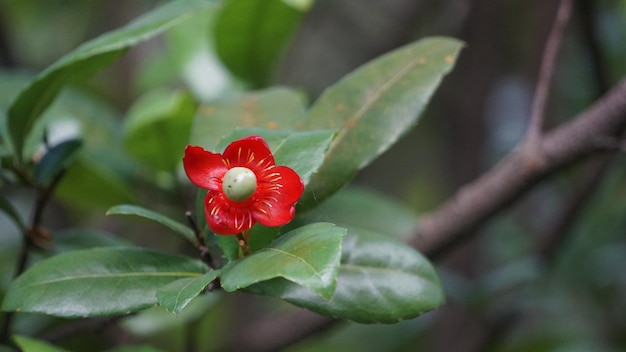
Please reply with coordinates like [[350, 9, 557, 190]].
[[253, 203, 296, 227], [204, 191, 255, 235], [252, 165, 303, 227], [223, 135, 275, 171], [183, 145, 227, 190]]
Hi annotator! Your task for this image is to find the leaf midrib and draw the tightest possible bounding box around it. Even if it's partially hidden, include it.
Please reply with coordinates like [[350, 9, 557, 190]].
[[318, 51, 425, 159], [20, 271, 204, 289]]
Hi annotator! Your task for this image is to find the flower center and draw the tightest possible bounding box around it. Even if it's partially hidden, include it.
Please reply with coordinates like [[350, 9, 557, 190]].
[[222, 167, 257, 202]]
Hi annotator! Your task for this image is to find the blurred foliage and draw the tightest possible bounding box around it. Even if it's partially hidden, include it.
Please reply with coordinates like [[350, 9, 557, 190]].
[[0, 0, 625, 351]]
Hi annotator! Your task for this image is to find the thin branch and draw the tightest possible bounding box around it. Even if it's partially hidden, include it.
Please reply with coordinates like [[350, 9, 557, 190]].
[[0, 170, 66, 344], [185, 211, 215, 269], [526, 0, 574, 142], [410, 77, 626, 258], [537, 0, 614, 261]]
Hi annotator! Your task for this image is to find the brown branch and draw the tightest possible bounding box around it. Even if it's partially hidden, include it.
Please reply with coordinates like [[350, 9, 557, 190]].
[[536, 0, 614, 261], [410, 76, 626, 258], [525, 0, 574, 142]]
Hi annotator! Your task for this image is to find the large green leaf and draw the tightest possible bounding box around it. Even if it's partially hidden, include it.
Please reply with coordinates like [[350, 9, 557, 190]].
[[217, 128, 335, 186], [294, 186, 418, 239], [7, 0, 216, 160], [214, 0, 304, 86], [106, 204, 197, 246], [300, 37, 463, 206], [13, 336, 68, 352], [124, 90, 196, 172], [156, 270, 220, 314], [220, 223, 345, 299], [248, 229, 444, 323], [1, 247, 208, 317], [190, 87, 307, 150]]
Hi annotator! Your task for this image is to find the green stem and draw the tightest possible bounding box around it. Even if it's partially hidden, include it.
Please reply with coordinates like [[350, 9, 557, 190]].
[[236, 233, 250, 256]]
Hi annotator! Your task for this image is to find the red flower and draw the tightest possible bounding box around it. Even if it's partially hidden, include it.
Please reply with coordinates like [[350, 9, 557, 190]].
[[183, 135, 304, 235]]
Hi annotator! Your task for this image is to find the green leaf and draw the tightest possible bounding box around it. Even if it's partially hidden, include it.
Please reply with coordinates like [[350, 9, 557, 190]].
[[33, 139, 82, 185], [214, 0, 303, 86], [217, 128, 335, 186], [106, 205, 197, 246], [220, 222, 345, 299], [294, 186, 417, 239], [190, 87, 307, 150], [216, 235, 241, 262], [156, 270, 220, 314], [300, 37, 463, 206], [7, 0, 217, 161], [124, 90, 197, 172], [1, 247, 208, 317], [0, 195, 26, 232], [13, 335, 69, 352], [248, 229, 444, 323]]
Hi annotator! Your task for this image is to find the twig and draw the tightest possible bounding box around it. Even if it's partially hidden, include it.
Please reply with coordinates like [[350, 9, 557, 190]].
[[410, 76, 626, 259], [537, 0, 614, 261], [525, 0, 574, 143], [185, 211, 215, 269], [0, 170, 66, 344]]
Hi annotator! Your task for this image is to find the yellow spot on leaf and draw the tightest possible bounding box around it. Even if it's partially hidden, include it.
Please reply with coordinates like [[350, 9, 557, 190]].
[[346, 116, 358, 129], [444, 55, 454, 64], [418, 58, 427, 65], [267, 121, 278, 129], [336, 103, 345, 112]]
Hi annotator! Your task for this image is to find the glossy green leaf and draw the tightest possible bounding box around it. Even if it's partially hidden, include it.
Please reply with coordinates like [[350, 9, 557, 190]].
[[7, 0, 216, 160], [106, 205, 197, 246], [190, 87, 307, 150], [300, 37, 463, 206], [294, 185, 417, 239], [217, 128, 335, 186], [0, 195, 26, 232], [156, 270, 220, 314], [33, 139, 82, 185], [2, 247, 208, 317], [124, 90, 196, 172], [216, 235, 241, 262], [248, 229, 444, 323], [220, 222, 345, 299], [214, 0, 303, 86], [13, 336, 68, 352]]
